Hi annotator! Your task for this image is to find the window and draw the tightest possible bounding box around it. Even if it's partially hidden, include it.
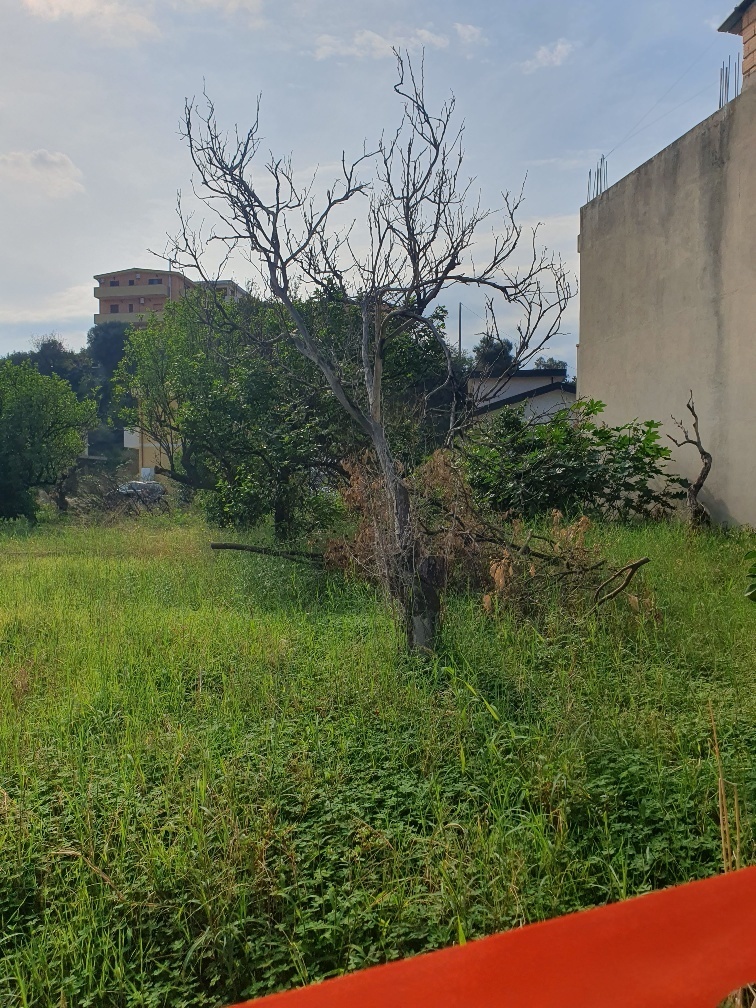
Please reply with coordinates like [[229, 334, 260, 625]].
[[109, 304, 120, 313], [109, 280, 120, 287], [139, 298, 145, 304], [128, 304, 134, 312], [148, 278, 163, 285], [128, 279, 135, 286]]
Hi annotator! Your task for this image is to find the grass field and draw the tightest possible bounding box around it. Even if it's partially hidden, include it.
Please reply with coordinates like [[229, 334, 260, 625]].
[[1, 516, 755, 1007]]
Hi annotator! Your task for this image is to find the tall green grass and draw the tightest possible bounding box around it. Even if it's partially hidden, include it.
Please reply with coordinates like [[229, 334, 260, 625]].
[[0, 517, 754, 1006]]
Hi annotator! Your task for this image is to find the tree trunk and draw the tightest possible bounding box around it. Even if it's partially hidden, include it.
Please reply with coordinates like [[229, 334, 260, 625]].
[[273, 473, 297, 542], [687, 456, 712, 528], [371, 426, 445, 652], [51, 466, 78, 512], [407, 556, 447, 652]]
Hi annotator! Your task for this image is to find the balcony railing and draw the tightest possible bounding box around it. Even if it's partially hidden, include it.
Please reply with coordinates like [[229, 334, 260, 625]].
[[93, 311, 164, 325], [94, 285, 177, 300]]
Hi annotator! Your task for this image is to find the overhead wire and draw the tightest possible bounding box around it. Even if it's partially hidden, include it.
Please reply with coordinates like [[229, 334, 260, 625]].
[[607, 38, 718, 156], [459, 302, 485, 322], [612, 81, 714, 151]]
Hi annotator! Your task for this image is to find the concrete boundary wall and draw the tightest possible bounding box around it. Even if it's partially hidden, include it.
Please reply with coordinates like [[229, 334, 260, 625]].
[[578, 85, 756, 525]]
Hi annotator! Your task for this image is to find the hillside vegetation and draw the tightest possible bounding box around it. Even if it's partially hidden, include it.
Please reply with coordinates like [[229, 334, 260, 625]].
[[1, 518, 755, 1006]]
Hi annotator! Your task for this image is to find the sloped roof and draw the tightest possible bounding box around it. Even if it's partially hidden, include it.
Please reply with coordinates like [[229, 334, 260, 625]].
[[469, 367, 568, 380], [719, 0, 755, 34], [473, 380, 576, 417]]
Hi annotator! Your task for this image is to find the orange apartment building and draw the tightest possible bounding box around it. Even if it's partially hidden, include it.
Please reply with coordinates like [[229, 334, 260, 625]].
[[93, 266, 195, 325], [93, 268, 245, 325]]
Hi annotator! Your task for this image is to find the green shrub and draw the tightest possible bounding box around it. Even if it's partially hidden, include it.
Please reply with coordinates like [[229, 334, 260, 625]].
[[746, 550, 756, 601], [464, 399, 685, 520]]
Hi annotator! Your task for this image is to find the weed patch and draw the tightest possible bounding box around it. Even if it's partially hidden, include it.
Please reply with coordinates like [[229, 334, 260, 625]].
[[0, 518, 754, 1005]]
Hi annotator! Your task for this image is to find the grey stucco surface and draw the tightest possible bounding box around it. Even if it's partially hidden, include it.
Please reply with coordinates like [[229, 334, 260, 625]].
[[578, 85, 756, 524]]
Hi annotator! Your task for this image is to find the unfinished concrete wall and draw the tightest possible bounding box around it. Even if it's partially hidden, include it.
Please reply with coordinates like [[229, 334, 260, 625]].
[[578, 84, 756, 524]]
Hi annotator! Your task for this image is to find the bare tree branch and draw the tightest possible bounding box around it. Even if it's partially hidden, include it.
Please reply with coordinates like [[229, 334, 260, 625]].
[[171, 51, 575, 650], [669, 392, 712, 528]]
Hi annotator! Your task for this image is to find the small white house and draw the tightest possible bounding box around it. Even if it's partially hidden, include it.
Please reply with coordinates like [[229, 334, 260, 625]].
[[469, 368, 576, 421]]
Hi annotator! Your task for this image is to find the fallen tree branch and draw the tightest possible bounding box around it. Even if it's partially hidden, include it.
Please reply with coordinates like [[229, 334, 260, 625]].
[[210, 543, 324, 566], [155, 466, 215, 491], [591, 558, 651, 612]]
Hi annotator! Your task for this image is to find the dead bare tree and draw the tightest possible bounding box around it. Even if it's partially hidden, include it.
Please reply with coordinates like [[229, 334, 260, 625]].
[[171, 53, 573, 650], [669, 392, 712, 528]]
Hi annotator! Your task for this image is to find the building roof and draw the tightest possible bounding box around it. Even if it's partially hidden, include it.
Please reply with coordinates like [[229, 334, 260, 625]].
[[719, 0, 755, 33], [469, 367, 568, 380], [93, 267, 193, 282], [473, 380, 576, 416], [195, 279, 247, 296]]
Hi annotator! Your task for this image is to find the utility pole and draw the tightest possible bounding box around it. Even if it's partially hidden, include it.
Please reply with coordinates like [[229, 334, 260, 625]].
[[458, 302, 462, 357]]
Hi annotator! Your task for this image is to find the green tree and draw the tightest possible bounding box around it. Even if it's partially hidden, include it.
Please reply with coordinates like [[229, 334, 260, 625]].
[[471, 332, 515, 376], [533, 355, 568, 371], [0, 362, 97, 519], [5, 335, 96, 401], [116, 290, 464, 539], [116, 295, 362, 539], [4, 332, 130, 465], [86, 320, 132, 431], [87, 321, 131, 379]]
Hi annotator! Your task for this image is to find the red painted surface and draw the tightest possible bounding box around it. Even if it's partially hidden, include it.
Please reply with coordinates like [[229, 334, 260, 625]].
[[230, 868, 756, 1008]]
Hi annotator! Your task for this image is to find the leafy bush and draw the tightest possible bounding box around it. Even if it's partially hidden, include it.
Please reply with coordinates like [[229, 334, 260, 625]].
[[746, 550, 756, 602], [202, 474, 346, 541], [0, 362, 96, 519], [464, 399, 685, 520]]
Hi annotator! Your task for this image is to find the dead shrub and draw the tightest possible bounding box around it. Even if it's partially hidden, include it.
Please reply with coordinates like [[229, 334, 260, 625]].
[[325, 450, 636, 623]]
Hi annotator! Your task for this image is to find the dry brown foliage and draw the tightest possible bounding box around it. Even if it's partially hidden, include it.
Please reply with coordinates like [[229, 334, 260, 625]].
[[325, 451, 627, 619], [324, 457, 403, 590]]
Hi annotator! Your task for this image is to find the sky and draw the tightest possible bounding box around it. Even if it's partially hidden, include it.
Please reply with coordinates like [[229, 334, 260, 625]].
[[0, 0, 744, 368]]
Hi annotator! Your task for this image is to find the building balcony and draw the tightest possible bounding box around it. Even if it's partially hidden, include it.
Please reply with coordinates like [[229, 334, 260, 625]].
[[94, 284, 178, 300], [93, 311, 164, 326]]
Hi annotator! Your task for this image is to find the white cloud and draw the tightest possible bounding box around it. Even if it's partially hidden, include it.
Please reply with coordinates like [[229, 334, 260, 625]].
[[521, 38, 576, 74], [0, 283, 93, 325], [315, 27, 448, 60], [454, 23, 485, 46], [21, 0, 266, 36], [0, 149, 85, 198], [21, 0, 158, 40], [179, 0, 264, 25]]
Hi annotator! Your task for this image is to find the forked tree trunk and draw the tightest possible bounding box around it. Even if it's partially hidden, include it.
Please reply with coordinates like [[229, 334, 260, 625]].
[[375, 438, 445, 652]]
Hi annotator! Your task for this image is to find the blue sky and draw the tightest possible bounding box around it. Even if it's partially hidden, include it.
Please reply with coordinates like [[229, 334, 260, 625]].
[[0, 0, 743, 367]]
